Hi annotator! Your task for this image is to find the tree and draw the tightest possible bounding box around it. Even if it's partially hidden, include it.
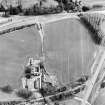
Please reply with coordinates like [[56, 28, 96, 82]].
[[0, 4, 5, 11], [16, 89, 33, 99], [0, 85, 13, 93]]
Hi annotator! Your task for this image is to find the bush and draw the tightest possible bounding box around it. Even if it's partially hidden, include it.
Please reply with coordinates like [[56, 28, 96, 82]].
[[16, 89, 33, 99], [0, 85, 13, 93], [0, 5, 5, 12], [9, 5, 22, 15], [39, 82, 57, 96], [82, 6, 90, 12], [101, 82, 105, 88]]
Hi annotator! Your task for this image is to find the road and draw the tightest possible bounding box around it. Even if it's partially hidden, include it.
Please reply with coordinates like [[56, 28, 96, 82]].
[[0, 10, 105, 35]]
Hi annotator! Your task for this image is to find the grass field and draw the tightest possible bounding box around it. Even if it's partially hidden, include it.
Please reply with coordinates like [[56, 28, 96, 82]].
[[0, 16, 99, 89], [0, 26, 41, 88], [44, 17, 99, 85]]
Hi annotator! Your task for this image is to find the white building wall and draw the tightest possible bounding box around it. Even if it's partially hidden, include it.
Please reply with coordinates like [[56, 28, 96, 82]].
[[22, 76, 42, 91]]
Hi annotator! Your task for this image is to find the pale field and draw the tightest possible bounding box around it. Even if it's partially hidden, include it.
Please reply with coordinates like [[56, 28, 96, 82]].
[[0, 10, 104, 102], [0, 17, 98, 89]]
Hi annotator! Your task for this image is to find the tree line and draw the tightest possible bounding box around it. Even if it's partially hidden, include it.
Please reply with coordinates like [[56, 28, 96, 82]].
[[0, 0, 90, 16]]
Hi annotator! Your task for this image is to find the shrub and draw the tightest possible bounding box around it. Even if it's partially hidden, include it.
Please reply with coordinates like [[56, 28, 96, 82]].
[[16, 89, 33, 99], [0, 5, 5, 12], [9, 5, 22, 15], [39, 82, 57, 96], [82, 6, 91, 12], [0, 85, 13, 93], [101, 82, 105, 88]]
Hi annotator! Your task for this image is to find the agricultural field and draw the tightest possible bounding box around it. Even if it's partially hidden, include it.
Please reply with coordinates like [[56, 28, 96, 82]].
[[0, 26, 41, 88], [0, 16, 98, 89], [0, 0, 105, 103]]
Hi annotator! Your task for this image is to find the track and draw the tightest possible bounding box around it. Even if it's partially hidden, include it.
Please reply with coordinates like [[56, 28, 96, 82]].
[[18, 84, 85, 105], [0, 83, 86, 105]]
